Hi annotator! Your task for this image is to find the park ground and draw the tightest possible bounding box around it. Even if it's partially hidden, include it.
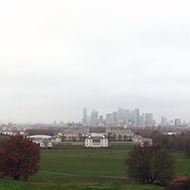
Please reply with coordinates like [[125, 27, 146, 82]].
[[0, 148, 190, 189]]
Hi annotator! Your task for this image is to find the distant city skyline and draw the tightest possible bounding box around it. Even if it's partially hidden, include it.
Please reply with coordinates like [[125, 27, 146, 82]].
[[0, 106, 189, 124], [81, 107, 189, 125]]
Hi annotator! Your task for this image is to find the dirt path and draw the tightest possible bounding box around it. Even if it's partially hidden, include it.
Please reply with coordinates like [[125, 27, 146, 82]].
[[39, 170, 79, 176], [39, 170, 128, 179]]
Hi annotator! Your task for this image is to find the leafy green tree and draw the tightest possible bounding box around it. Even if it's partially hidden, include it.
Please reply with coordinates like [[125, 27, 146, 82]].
[[0, 135, 41, 180], [125, 145, 175, 184]]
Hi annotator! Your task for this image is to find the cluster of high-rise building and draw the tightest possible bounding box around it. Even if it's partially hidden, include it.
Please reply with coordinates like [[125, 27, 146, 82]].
[[82, 108, 188, 127], [82, 108, 155, 126]]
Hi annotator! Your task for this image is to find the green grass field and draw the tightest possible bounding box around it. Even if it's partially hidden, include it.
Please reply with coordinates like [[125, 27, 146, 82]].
[[0, 178, 164, 190], [40, 149, 128, 176], [0, 148, 189, 189]]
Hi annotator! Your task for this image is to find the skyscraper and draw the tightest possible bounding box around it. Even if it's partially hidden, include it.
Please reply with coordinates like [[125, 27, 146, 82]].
[[141, 113, 145, 125], [161, 116, 167, 126], [90, 110, 98, 123], [175, 118, 181, 126], [99, 115, 103, 123], [106, 114, 112, 123], [134, 108, 140, 125], [117, 107, 124, 121], [145, 113, 153, 126], [112, 111, 117, 122], [131, 110, 135, 124], [124, 109, 131, 120], [82, 108, 87, 124]]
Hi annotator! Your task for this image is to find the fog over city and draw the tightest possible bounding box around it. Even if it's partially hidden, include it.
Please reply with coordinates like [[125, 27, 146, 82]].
[[0, 0, 190, 123]]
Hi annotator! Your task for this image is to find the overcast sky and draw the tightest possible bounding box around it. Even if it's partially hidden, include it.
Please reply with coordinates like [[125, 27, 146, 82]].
[[0, 0, 190, 123]]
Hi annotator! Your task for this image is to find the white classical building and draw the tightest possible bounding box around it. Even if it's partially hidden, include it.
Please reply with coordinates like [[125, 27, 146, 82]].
[[29, 135, 61, 148], [85, 133, 108, 147]]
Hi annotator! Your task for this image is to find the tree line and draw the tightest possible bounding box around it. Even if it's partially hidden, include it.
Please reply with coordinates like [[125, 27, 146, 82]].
[[134, 129, 190, 156]]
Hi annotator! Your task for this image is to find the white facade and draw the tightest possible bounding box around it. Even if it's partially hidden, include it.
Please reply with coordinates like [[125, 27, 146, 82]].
[[1, 131, 14, 136], [85, 134, 108, 147], [29, 135, 61, 148], [40, 140, 53, 148]]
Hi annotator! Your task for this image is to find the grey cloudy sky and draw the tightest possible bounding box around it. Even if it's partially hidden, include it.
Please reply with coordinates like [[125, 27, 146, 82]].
[[0, 0, 190, 123]]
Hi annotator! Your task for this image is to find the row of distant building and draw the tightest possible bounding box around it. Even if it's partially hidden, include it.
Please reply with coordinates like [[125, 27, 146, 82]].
[[30, 133, 153, 148], [82, 108, 187, 127], [0, 129, 153, 148]]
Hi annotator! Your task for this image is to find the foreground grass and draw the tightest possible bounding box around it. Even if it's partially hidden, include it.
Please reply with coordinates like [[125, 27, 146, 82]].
[[40, 149, 190, 178], [0, 178, 164, 190], [0, 149, 189, 189]]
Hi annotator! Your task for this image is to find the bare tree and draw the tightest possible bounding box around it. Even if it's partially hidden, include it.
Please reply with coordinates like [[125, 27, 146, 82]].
[[118, 134, 122, 141], [107, 132, 113, 141], [125, 145, 175, 184]]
